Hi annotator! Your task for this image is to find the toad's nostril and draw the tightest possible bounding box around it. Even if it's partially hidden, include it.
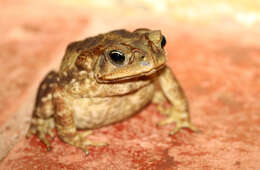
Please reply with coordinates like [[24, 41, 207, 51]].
[[140, 61, 150, 66]]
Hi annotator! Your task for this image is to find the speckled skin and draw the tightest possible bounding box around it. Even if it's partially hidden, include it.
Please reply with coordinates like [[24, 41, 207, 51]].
[[27, 28, 197, 153]]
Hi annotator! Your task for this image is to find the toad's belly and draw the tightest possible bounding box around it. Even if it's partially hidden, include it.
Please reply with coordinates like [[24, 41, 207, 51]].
[[72, 83, 154, 129]]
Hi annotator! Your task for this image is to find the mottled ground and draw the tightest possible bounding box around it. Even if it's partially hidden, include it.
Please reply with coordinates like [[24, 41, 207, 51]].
[[0, 0, 260, 169]]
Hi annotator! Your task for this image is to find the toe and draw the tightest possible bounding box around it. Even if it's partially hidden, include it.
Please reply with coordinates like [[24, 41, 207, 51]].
[[80, 130, 93, 138], [85, 140, 107, 147], [47, 129, 55, 138], [157, 118, 172, 126], [185, 123, 200, 133], [38, 132, 52, 149], [26, 127, 36, 138]]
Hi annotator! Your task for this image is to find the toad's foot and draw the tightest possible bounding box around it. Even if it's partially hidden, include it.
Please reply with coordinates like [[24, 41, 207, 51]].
[[26, 117, 55, 150], [61, 131, 107, 155], [157, 106, 199, 135]]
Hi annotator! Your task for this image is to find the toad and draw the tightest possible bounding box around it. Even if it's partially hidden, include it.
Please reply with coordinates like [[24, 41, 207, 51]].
[[27, 28, 198, 154]]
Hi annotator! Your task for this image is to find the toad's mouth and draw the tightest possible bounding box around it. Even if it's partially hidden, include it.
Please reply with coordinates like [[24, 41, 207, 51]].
[[96, 63, 166, 83]]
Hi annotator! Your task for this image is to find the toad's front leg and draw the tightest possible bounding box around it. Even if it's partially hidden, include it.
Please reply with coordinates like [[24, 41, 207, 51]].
[[53, 89, 106, 154], [156, 66, 199, 135]]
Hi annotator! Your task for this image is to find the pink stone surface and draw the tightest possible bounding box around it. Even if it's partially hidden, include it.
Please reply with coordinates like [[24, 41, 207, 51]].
[[0, 0, 260, 169]]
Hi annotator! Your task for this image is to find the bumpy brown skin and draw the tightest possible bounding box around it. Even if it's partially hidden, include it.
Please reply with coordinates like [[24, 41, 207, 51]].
[[27, 28, 198, 154]]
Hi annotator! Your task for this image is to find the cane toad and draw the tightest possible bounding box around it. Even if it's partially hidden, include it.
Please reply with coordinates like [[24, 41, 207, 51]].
[[27, 28, 198, 154]]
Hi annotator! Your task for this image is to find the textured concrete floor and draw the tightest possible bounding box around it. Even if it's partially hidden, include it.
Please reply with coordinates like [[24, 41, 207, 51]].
[[0, 0, 260, 169]]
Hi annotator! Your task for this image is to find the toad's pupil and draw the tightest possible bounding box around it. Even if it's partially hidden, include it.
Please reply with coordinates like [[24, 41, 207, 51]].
[[109, 50, 125, 65], [161, 36, 166, 48]]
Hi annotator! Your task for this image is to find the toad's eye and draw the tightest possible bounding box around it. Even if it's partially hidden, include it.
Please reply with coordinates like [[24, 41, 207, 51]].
[[109, 50, 125, 65], [161, 36, 166, 48]]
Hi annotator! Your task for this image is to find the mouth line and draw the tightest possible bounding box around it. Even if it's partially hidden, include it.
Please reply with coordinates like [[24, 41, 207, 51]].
[[143, 64, 165, 76], [96, 64, 166, 83]]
